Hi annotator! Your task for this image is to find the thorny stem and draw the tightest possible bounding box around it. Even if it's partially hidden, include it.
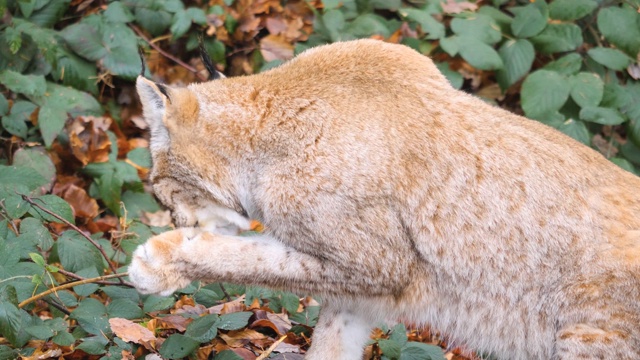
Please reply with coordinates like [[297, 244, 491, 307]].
[[21, 195, 124, 284], [130, 24, 207, 81], [219, 283, 232, 302], [0, 201, 19, 234], [18, 273, 129, 308], [256, 335, 288, 360], [57, 268, 134, 288]]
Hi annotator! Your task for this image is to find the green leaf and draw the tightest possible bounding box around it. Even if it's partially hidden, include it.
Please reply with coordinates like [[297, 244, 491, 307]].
[[52, 47, 98, 94], [73, 267, 100, 296], [185, 314, 219, 342], [320, 9, 345, 42], [598, 7, 640, 57], [0, 94, 8, 116], [13, 149, 56, 187], [496, 39, 535, 89], [38, 103, 68, 148], [171, 9, 192, 39], [457, 37, 503, 70], [289, 306, 320, 326], [20, 218, 53, 251], [127, 147, 152, 168], [76, 338, 108, 355], [0, 164, 48, 192], [557, 118, 590, 145], [0, 302, 21, 345], [70, 298, 110, 336], [610, 157, 636, 174], [400, 8, 445, 40], [52, 330, 75, 346], [579, 106, 626, 125], [587, 47, 632, 71], [400, 342, 445, 360], [281, 292, 300, 314], [29, 0, 70, 28], [346, 14, 391, 39], [0, 345, 18, 360], [61, 23, 107, 61], [29, 252, 46, 267], [159, 334, 200, 359], [215, 312, 252, 331], [142, 295, 176, 313], [27, 195, 74, 224], [379, 339, 402, 359], [55, 231, 104, 273], [107, 299, 143, 319], [104, 1, 134, 23], [542, 53, 582, 76], [0, 70, 46, 97], [1, 100, 35, 138], [521, 70, 570, 120], [135, 7, 172, 36], [451, 14, 501, 45], [96, 172, 123, 216], [530, 23, 583, 54], [389, 323, 408, 346], [25, 324, 54, 340], [435, 62, 463, 89], [121, 191, 160, 218], [569, 72, 603, 108], [549, 0, 597, 21], [511, 4, 547, 38]]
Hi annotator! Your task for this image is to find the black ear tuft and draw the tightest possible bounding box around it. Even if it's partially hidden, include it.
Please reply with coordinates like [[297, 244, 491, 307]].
[[156, 84, 171, 103], [138, 46, 146, 77], [199, 35, 222, 81]]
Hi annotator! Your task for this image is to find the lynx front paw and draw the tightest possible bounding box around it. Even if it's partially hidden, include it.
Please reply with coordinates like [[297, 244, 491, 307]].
[[129, 228, 197, 296]]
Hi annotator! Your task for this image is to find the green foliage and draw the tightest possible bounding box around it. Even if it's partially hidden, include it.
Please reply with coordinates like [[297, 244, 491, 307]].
[[1, 0, 640, 358]]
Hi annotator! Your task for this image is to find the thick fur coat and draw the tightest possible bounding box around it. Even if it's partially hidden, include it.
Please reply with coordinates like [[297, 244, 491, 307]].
[[129, 39, 640, 359]]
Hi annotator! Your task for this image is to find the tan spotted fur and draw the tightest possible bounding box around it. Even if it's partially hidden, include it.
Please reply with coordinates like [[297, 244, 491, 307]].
[[128, 39, 640, 359]]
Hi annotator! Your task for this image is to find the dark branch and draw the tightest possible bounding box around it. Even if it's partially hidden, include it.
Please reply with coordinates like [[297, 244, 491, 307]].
[[138, 46, 146, 77], [199, 34, 221, 80]]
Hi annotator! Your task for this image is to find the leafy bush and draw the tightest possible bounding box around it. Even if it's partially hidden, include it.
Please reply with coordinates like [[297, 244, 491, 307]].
[[1, 0, 639, 359]]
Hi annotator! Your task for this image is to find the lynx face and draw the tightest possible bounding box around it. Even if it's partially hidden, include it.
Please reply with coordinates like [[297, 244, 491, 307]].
[[137, 79, 252, 234]]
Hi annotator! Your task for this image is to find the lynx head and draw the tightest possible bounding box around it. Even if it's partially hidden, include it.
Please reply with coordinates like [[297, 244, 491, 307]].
[[135, 76, 251, 233]]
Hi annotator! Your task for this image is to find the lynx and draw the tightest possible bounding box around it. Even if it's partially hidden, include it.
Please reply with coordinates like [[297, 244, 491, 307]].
[[129, 39, 640, 359]]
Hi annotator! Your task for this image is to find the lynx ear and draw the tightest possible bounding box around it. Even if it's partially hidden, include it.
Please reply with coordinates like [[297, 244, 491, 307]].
[[136, 76, 171, 150]]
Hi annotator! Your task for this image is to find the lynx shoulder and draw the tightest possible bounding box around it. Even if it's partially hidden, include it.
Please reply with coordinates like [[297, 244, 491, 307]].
[[129, 39, 640, 360]]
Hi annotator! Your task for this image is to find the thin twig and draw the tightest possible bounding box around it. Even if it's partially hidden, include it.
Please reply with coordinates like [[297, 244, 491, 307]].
[[18, 273, 128, 308], [0, 201, 19, 234], [256, 335, 288, 360], [57, 268, 134, 288], [130, 24, 207, 81], [44, 298, 71, 316], [219, 283, 232, 302], [21, 195, 124, 283]]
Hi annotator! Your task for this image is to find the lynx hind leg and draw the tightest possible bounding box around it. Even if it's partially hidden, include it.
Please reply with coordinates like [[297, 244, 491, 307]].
[[555, 323, 639, 359], [128, 228, 196, 296], [305, 300, 377, 360]]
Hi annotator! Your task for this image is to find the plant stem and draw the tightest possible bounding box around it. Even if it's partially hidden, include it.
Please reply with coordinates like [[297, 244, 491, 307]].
[[18, 273, 129, 308], [57, 268, 134, 288], [21, 195, 124, 283], [130, 24, 207, 81], [256, 335, 288, 360]]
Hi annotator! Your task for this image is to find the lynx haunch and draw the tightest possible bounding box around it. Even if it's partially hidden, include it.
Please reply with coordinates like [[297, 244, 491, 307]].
[[129, 39, 640, 359]]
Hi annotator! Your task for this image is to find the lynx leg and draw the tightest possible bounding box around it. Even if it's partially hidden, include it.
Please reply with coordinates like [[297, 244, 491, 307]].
[[554, 323, 638, 360], [305, 300, 375, 360]]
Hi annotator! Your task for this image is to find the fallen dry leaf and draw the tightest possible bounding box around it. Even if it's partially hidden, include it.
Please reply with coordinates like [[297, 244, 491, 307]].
[[260, 35, 294, 62], [220, 328, 268, 347], [109, 318, 157, 345], [441, 0, 478, 14]]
